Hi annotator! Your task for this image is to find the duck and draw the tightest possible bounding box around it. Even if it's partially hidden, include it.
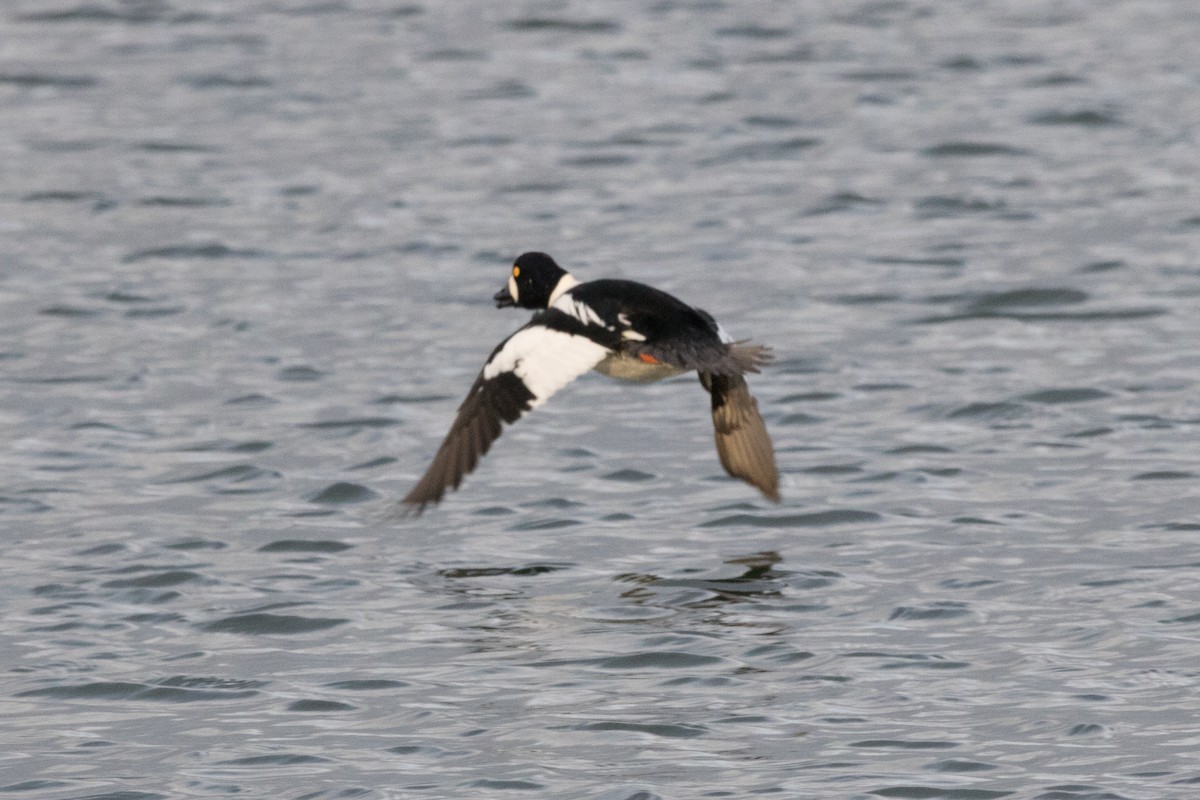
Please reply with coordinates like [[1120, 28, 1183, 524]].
[[402, 251, 779, 512]]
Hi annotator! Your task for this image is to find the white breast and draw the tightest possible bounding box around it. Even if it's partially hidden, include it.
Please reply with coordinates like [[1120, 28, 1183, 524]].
[[483, 326, 610, 406]]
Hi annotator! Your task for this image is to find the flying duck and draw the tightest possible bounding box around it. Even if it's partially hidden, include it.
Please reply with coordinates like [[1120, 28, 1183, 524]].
[[402, 252, 779, 512]]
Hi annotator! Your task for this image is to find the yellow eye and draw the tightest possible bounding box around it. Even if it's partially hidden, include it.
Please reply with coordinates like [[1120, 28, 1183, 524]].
[[512, 266, 520, 277]]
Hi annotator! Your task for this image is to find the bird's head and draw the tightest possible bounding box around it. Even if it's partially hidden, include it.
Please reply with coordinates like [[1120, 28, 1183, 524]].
[[494, 252, 570, 310]]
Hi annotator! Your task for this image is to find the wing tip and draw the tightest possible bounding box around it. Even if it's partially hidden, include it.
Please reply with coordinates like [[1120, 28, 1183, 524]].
[[758, 480, 782, 503], [724, 448, 781, 503], [394, 488, 439, 518]]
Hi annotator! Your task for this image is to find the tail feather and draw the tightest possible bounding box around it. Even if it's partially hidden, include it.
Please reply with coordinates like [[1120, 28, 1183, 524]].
[[727, 340, 773, 374]]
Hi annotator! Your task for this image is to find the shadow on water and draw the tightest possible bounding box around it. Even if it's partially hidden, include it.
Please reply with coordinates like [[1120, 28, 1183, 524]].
[[615, 551, 840, 607]]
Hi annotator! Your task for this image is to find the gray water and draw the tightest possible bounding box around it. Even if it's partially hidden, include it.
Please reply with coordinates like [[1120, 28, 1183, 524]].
[[2, 1, 1199, 798]]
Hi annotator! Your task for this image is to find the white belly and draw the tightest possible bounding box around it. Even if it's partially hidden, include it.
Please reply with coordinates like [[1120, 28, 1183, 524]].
[[593, 352, 686, 383]]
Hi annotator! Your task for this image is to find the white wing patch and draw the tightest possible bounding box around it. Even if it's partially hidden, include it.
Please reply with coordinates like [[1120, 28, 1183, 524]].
[[547, 273, 580, 306], [482, 325, 610, 408], [552, 293, 609, 329], [615, 312, 646, 340]]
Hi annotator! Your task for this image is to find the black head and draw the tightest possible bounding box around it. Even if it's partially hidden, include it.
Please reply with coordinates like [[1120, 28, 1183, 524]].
[[493, 252, 569, 310]]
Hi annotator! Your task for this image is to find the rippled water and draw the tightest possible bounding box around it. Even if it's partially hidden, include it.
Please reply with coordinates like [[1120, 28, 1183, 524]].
[[3, 1, 1199, 798]]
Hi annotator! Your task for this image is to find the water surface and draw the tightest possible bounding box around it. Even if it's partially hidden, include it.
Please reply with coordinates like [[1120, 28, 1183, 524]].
[[2, 2, 1199, 798]]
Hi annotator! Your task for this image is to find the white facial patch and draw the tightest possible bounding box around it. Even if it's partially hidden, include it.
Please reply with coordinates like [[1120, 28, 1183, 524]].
[[507, 274, 519, 304], [715, 323, 734, 344], [483, 325, 610, 407]]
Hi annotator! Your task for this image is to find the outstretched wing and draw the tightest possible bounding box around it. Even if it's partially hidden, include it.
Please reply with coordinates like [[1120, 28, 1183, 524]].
[[402, 315, 613, 513], [700, 371, 780, 502]]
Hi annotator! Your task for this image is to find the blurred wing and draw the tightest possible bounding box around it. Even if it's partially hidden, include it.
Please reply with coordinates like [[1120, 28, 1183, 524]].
[[401, 322, 611, 513], [701, 372, 780, 502]]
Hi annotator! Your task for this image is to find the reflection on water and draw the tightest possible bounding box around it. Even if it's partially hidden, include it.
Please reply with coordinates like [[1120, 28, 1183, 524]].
[[3, 1, 1199, 798]]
